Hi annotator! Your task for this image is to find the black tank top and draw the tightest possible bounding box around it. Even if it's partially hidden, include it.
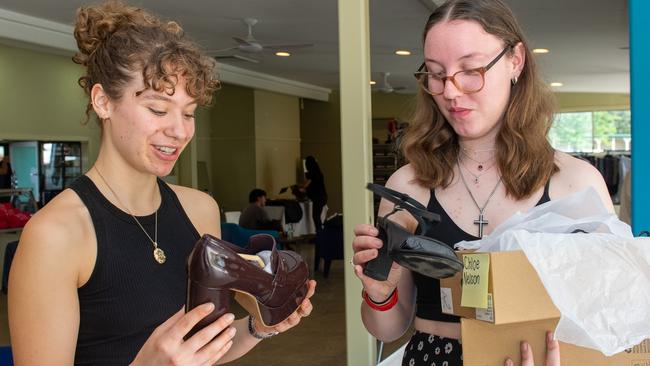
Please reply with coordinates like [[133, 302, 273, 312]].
[[70, 175, 200, 365], [413, 180, 551, 322]]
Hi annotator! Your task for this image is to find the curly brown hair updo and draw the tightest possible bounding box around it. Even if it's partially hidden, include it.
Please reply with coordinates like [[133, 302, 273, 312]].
[[401, 0, 558, 200], [72, 0, 220, 124]]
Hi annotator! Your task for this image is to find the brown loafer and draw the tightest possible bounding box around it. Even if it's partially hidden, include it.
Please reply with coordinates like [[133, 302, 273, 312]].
[[185, 233, 309, 338]]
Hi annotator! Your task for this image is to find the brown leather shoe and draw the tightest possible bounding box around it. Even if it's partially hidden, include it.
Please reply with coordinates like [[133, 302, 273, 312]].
[[185, 233, 309, 338]]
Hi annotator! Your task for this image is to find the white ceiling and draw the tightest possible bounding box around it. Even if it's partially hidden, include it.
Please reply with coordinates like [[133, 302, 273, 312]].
[[0, 0, 630, 94]]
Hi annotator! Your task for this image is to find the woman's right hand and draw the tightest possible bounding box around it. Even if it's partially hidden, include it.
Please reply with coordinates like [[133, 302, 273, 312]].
[[130, 303, 236, 366], [352, 223, 403, 302]]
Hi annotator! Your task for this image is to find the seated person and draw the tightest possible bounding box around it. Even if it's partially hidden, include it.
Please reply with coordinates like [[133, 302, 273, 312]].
[[239, 189, 283, 232]]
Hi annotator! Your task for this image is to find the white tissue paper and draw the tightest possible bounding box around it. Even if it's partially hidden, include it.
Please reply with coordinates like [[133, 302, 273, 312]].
[[257, 250, 274, 274], [455, 187, 649, 356]]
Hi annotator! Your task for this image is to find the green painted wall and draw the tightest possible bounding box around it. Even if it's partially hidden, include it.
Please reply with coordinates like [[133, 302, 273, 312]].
[[254, 90, 301, 201], [207, 84, 257, 213], [0, 43, 101, 167], [554, 92, 630, 112]]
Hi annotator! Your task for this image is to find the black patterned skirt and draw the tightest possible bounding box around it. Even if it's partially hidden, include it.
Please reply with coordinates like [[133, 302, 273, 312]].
[[402, 330, 463, 366]]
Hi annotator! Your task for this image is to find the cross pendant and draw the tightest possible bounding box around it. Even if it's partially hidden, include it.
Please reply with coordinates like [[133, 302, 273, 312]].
[[474, 212, 488, 238]]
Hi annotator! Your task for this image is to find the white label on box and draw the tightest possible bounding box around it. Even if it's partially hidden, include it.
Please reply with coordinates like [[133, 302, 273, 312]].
[[475, 293, 494, 322], [440, 287, 453, 314]]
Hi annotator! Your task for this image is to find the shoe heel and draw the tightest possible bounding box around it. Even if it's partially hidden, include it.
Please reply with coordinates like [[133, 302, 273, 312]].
[[185, 280, 232, 340], [363, 222, 393, 281]]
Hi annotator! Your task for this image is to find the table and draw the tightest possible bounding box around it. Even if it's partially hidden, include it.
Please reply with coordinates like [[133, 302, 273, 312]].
[[263, 201, 316, 237], [279, 234, 316, 276]]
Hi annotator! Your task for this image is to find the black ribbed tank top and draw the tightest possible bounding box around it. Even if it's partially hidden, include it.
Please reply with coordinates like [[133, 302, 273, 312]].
[[70, 175, 200, 365], [413, 180, 551, 322]]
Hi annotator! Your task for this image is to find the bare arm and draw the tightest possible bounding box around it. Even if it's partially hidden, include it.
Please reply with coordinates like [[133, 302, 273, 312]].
[[353, 165, 426, 341], [9, 208, 82, 365]]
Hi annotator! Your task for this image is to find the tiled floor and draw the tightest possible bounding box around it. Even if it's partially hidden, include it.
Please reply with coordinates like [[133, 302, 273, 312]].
[[0, 241, 410, 365]]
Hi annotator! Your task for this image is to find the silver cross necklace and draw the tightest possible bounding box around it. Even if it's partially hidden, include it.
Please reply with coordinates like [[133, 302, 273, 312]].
[[457, 159, 502, 238]]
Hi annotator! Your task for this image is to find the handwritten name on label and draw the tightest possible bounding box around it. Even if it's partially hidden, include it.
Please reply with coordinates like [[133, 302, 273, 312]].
[[461, 253, 490, 309]]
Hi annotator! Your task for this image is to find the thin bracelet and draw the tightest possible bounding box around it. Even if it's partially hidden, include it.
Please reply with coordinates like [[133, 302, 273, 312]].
[[362, 288, 398, 311]]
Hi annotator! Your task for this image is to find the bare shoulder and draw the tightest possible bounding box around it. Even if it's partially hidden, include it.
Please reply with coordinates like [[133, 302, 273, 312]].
[[381, 164, 431, 232], [552, 151, 615, 211], [167, 184, 220, 237], [385, 164, 430, 205], [11, 187, 93, 293], [19, 189, 91, 263]]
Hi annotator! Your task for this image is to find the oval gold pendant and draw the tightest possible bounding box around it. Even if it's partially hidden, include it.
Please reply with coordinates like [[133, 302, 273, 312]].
[[153, 247, 166, 264]]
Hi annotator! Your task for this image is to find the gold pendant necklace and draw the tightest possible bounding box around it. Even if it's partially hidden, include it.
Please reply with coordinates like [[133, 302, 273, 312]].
[[94, 167, 166, 264]]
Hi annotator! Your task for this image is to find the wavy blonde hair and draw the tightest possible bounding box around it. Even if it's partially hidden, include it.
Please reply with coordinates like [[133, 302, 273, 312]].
[[72, 0, 220, 124], [402, 0, 558, 200]]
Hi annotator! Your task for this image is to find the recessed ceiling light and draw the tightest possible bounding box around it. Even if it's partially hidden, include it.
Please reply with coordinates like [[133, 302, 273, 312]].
[[370, 81, 376, 85], [550, 82, 563, 87], [395, 50, 411, 56], [275, 51, 291, 57], [533, 48, 550, 54]]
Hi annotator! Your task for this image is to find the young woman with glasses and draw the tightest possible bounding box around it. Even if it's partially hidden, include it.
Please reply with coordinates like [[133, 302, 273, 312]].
[[352, 0, 613, 365]]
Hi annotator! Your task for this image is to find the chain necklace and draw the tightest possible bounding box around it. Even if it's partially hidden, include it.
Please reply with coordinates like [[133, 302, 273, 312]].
[[94, 167, 166, 264], [460, 148, 495, 171], [458, 158, 497, 184], [457, 159, 502, 238]]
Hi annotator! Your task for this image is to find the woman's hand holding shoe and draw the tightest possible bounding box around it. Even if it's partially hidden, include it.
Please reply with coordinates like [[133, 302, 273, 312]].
[[352, 223, 403, 303], [130, 304, 236, 366], [252, 279, 317, 335]]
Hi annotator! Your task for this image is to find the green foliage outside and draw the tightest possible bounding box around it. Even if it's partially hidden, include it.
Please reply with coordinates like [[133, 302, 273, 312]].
[[548, 110, 631, 152]]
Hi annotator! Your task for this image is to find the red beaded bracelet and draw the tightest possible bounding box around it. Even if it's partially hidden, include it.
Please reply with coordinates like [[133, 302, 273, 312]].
[[362, 288, 398, 311]]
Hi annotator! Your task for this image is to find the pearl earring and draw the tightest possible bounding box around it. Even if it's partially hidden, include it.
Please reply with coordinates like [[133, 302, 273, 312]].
[[511, 76, 518, 86]]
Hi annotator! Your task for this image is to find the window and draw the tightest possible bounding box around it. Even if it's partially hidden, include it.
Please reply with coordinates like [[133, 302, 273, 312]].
[[548, 110, 631, 153]]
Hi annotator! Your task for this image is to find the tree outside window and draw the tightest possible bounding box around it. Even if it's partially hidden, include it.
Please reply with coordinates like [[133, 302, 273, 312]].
[[548, 110, 631, 153]]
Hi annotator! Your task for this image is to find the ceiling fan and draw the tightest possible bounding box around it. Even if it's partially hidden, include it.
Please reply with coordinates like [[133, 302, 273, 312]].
[[374, 72, 407, 93], [209, 18, 314, 63]]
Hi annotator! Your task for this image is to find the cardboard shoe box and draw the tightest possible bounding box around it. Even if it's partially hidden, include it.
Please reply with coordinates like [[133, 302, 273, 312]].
[[461, 317, 650, 366], [439, 250, 560, 324]]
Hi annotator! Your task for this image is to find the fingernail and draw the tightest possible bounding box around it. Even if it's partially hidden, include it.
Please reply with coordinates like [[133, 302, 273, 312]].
[[225, 313, 235, 323], [505, 359, 513, 366], [228, 327, 237, 336], [547, 331, 553, 343], [205, 303, 215, 312], [521, 341, 528, 352]]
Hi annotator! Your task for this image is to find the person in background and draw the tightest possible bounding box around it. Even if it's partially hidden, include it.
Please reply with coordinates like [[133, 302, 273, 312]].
[[239, 188, 283, 232], [0, 154, 13, 188], [8, 1, 315, 365], [351, 0, 613, 365], [0, 153, 13, 203], [301, 156, 328, 235]]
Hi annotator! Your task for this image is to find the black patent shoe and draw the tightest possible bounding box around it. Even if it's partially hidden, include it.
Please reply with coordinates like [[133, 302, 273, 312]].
[[363, 183, 463, 281]]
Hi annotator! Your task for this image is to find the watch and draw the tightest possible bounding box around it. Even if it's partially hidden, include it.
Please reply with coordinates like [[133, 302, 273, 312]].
[[248, 315, 278, 340]]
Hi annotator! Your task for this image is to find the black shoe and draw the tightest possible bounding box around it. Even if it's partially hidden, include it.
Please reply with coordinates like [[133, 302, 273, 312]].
[[363, 183, 463, 281]]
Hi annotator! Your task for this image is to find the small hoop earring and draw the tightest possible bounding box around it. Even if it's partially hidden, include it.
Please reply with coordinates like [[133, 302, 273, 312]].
[[511, 76, 518, 86]]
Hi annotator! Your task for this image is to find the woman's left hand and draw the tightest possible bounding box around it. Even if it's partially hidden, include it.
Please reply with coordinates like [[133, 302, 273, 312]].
[[254, 280, 317, 334]]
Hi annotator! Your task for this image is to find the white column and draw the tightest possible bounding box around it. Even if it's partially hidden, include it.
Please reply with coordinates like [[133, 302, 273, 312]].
[[338, 0, 376, 365]]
